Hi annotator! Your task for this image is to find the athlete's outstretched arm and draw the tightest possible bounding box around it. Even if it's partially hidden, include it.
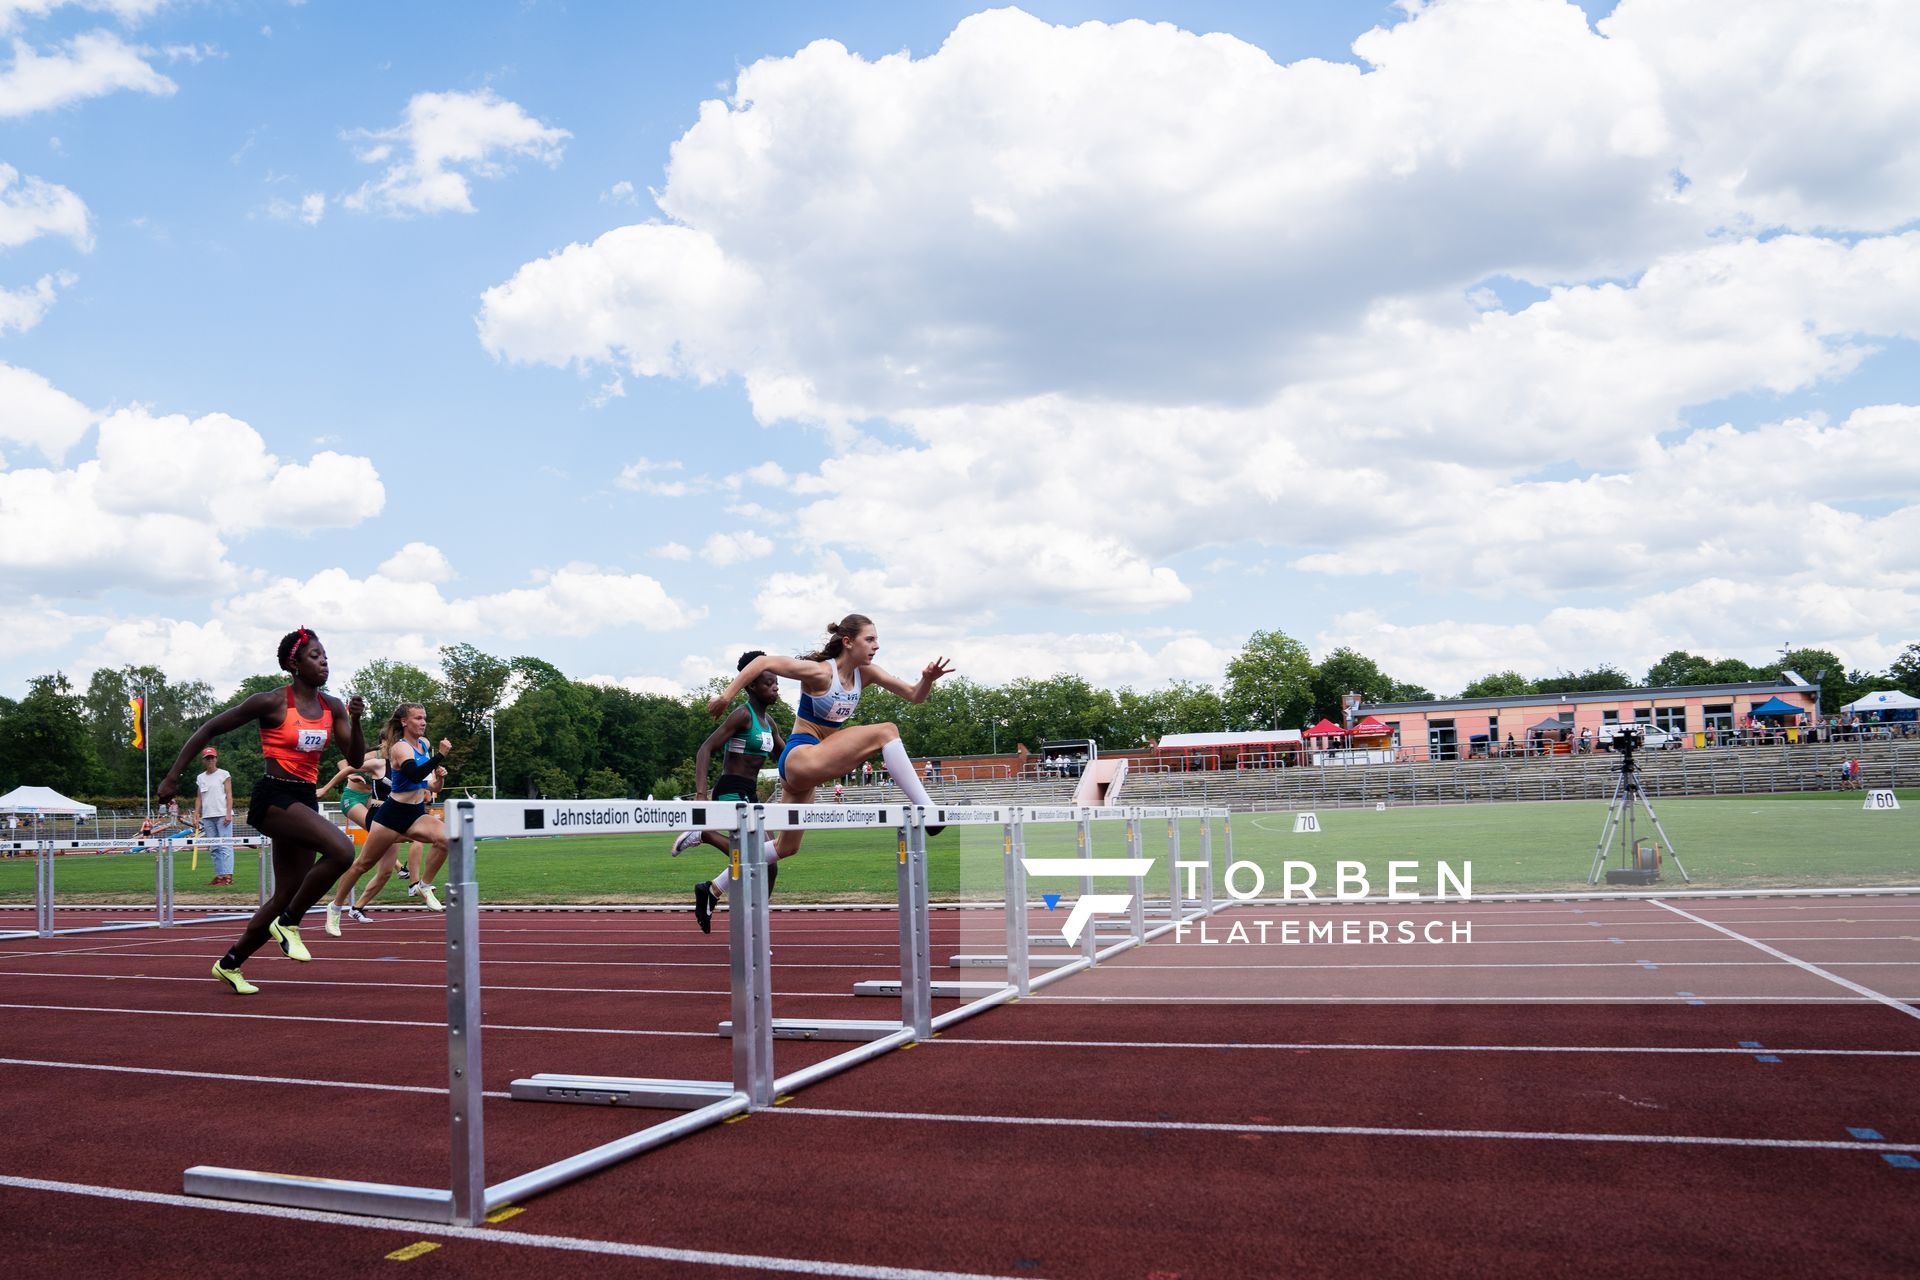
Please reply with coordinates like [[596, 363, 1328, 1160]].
[[860, 657, 954, 705], [708, 655, 825, 718], [692, 707, 749, 799], [156, 689, 281, 803], [316, 758, 357, 799], [326, 692, 368, 773]]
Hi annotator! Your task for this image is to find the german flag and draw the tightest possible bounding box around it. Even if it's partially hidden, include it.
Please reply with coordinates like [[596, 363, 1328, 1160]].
[[129, 694, 145, 749]]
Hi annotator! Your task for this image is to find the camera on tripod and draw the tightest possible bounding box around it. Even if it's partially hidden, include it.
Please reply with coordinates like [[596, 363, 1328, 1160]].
[[1588, 722, 1690, 886]]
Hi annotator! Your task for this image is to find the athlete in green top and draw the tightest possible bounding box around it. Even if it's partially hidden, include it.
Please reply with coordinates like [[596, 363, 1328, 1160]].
[[675, 651, 785, 930]]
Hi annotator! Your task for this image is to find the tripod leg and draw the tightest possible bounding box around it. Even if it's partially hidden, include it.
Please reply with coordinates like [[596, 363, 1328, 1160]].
[[1637, 792, 1691, 884], [1589, 778, 1626, 885]]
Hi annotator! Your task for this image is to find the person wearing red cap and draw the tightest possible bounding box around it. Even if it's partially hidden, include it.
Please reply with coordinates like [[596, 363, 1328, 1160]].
[[192, 746, 235, 886]]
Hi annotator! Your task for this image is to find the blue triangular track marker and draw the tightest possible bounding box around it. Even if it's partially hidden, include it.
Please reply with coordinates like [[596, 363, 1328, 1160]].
[[1043, 894, 1061, 910]]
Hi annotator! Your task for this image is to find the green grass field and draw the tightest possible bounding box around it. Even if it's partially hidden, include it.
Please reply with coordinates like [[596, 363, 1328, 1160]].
[[2, 789, 1914, 908]]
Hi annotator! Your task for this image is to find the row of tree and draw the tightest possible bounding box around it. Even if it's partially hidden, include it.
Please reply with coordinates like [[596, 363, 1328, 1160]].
[[2, 635, 1915, 805]]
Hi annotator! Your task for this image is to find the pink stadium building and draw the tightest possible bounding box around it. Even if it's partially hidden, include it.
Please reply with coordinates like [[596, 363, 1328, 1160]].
[[1356, 675, 1823, 761]]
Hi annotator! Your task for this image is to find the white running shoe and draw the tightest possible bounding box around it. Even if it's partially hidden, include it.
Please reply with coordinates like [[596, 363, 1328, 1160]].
[[418, 883, 443, 912], [324, 903, 342, 937], [671, 830, 702, 857], [346, 906, 371, 924]]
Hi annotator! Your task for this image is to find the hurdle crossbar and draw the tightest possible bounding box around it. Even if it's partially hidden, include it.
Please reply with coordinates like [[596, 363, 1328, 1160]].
[[0, 835, 268, 940]]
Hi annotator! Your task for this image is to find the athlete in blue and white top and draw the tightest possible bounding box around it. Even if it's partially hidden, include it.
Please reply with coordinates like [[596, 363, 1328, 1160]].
[[692, 612, 953, 932]]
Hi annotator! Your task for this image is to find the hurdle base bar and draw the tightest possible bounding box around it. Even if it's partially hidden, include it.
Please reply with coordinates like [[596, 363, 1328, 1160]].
[[716, 1017, 904, 1042], [853, 978, 1006, 999], [949, 953, 1079, 969], [484, 1091, 750, 1212], [183, 1167, 453, 1223], [510, 1073, 735, 1110]]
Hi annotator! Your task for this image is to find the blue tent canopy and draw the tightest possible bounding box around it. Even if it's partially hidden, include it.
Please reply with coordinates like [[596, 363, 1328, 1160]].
[[1749, 696, 1802, 717]]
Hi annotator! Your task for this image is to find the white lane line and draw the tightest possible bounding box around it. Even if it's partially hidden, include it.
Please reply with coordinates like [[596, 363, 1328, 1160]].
[[933, 1038, 1920, 1057], [769, 1106, 1920, 1155], [0, 1002, 710, 1037], [0, 951, 892, 971], [1129, 935, 1920, 950], [0, 1175, 1028, 1280], [0, 1057, 512, 1098], [0, 934, 234, 959], [0, 970, 861, 998], [1025, 995, 1902, 1004], [1002, 951, 1910, 969], [1035, 961, 1919, 971], [1651, 900, 1920, 1022]]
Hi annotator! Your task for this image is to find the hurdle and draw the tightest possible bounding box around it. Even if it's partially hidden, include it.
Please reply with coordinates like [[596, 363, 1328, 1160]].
[[182, 798, 934, 1225], [0, 835, 267, 940], [726, 803, 989, 1040], [180, 798, 1232, 1225], [938, 805, 1227, 976]]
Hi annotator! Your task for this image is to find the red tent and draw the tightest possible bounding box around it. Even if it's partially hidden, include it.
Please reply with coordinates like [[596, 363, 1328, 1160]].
[[1303, 719, 1348, 738], [1349, 716, 1392, 739]]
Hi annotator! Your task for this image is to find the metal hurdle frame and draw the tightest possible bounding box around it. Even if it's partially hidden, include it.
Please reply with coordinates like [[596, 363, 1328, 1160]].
[[902, 803, 1231, 999], [179, 799, 1233, 1226], [0, 835, 267, 940]]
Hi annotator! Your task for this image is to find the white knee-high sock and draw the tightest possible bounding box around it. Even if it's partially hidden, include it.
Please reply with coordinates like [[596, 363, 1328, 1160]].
[[882, 738, 934, 807], [710, 867, 730, 898]]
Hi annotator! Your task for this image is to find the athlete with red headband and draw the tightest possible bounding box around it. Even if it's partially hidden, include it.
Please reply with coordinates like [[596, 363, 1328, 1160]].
[[159, 627, 366, 994]]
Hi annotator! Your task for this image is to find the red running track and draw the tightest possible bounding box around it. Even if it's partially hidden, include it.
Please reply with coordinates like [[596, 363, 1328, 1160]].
[[1, 897, 1918, 1277]]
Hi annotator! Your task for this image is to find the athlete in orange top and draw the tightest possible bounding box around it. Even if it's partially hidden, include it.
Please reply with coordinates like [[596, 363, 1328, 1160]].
[[159, 626, 366, 994]]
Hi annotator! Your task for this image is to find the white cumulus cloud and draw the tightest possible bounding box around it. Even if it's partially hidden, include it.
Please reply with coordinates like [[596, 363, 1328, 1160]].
[[700, 530, 772, 567], [0, 28, 174, 118], [345, 88, 568, 216], [0, 269, 72, 333], [0, 389, 386, 594], [0, 161, 90, 249]]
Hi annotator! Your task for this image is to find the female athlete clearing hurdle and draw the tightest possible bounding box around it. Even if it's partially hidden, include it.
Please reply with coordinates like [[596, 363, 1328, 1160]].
[[158, 627, 366, 994], [673, 650, 785, 872], [326, 702, 450, 928], [693, 614, 950, 932]]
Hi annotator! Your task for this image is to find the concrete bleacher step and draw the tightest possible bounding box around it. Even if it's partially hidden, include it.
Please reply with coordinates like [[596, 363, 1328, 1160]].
[[798, 739, 1916, 813]]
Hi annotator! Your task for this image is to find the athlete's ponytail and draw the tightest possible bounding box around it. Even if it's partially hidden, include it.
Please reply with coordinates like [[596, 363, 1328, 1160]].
[[380, 702, 423, 753], [801, 614, 872, 663]]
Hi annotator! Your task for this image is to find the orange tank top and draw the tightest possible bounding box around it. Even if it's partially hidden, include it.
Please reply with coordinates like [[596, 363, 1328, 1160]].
[[260, 685, 333, 782]]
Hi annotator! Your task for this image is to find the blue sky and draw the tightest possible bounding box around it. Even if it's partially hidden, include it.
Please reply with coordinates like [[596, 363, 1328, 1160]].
[[2, 0, 1915, 702]]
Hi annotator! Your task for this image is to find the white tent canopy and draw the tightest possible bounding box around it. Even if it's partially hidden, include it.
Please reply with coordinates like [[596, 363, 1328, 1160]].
[[1841, 690, 1920, 713], [0, 785, 96, 816]]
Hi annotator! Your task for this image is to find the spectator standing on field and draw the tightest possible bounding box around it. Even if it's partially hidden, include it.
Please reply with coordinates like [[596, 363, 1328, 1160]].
[[194, 746, 235, 886]]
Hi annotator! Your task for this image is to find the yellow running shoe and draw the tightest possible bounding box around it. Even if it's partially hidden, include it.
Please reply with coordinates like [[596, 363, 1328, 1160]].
[[325, 903, 342, 937], [267, 918, 311, 962], [211, 962, 258, 995]]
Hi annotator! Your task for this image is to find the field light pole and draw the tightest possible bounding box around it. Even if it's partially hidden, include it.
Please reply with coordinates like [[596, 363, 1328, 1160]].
[[486, 710, 498, 800]]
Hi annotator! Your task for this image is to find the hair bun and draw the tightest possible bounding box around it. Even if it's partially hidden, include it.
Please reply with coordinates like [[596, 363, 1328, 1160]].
[[825, 620, 841, 635]]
